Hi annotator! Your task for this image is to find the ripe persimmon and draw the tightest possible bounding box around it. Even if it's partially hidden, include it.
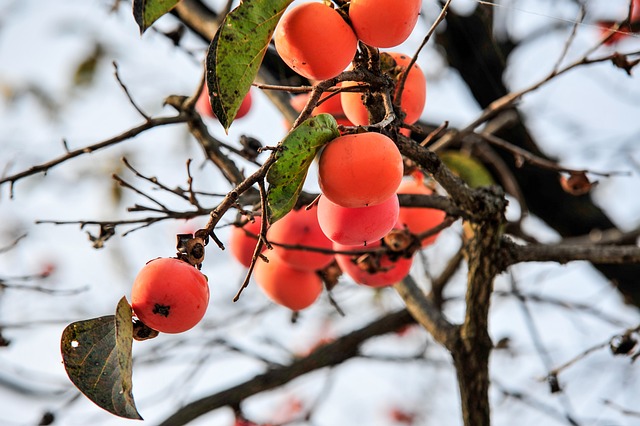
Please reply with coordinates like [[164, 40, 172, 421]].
[[229, 216, 263, 268], [318, 132, 403, 208], [341, 52, 426, 125], [131, 258, 209, 333], [397, 175, 446, 247], [267, 205, 334, 272], [349, 0, 421, 48], [254, 255, 323, 311], [334, 239, 413, 287], [274, 2, 358, 80], [317, 194, 399, 246], [289, 87, 353, 127]]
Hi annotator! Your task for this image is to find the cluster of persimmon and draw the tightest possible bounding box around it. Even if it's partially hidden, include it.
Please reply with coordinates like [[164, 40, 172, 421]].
[[275, 0, 422, 80], [279, 0, 426, 128], [223, 0, 448, 311], [317, 134, 445, 288], [228, 156, 446, 311]]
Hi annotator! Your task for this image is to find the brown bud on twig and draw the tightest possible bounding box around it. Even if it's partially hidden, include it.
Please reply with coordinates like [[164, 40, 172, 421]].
[[610, 333, 637, 356]]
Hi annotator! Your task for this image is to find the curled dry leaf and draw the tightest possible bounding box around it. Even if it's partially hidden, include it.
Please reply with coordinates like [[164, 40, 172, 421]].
[[559, 172, 596, 196]]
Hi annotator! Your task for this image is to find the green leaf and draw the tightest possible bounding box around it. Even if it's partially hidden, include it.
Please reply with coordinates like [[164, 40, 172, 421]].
[[207, 0, 294, 131], [267, 114, 339, 223], [439, 151, 495, 188], [133, 0, 182, 34], [61, 297, 141, 420]]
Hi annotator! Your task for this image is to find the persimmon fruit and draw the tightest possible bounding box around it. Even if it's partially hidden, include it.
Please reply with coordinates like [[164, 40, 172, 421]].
[[254, 256, 323, 311], [274, 2, 358, 80], [317, 194, 399, 246], [397, 176, 446, 247], [318, 132, 403, 208], [131, 257, 209, 333], [349, 0, 422, 48], [196, 85, 252, 120], [334, 239, 413, 287], [290, 88, 352, 127], [340, 52, 426, 125], [267, 206, 334, 272], [229, 216, 263, 268]]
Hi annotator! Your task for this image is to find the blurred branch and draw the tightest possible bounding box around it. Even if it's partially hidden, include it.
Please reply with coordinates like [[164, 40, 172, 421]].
[[0, 114, 188, 196], [158, 309, 415, 426], [501, 238, 640, 266]]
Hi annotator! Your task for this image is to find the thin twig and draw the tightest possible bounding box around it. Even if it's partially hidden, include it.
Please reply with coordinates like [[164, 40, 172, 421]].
[[479, 132, 628, 178], [397, 0, 452, 106], [0, 114, 188, 194], [112, 61, 150, 121]]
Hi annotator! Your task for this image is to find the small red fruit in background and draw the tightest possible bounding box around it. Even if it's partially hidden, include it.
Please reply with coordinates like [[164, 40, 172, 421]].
[[289, 88, 353, 127], [596, 0, 640, 45], [267, 206, 334, 272], [318, 132, 404, 208], [131, 258, 209, 333], [196, 84, 253, 120], [334, 239, 413, 287], [341, 52, 426, 126], [229, 216, 263, 268], [274, 2, 358, 80], [349, 0, 422, 48], [254, 256, 323, 311], [317, 194, 399, 246], [397, 174, 446, 247]]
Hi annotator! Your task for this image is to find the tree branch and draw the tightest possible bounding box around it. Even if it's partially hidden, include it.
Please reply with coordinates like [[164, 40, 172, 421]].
[[158, 309, 414, 426], [501, 238, 640, 267], [0, 114, 187, 195]]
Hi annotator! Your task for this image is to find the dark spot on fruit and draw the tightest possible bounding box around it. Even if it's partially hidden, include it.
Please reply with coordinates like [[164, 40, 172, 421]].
[[153, 304, 171, 317]]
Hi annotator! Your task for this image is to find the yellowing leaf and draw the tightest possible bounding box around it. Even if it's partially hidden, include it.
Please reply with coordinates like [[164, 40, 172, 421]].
[[439, 151, 495, 188]]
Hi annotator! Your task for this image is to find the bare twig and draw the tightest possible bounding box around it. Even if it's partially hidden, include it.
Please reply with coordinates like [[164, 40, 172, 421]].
[[478, 132, 628, 178], [112, 61, 150, 120], [397, 0, 452, 107], [0, 114, 188, 195]]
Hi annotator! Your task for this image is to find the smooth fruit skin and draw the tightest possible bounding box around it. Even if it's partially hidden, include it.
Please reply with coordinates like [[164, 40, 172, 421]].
[[317, 194, 399, 246], [349, 0, 421, 48], [274, 2, 358, 80], [267, 206, 334, 272], [229, 216, 262, 268], [341, 52, 426, 125], [254, 256, 323, 311], [397, 177, 446, 247], [334, 240, 413, 287], [318, 132, 403, 208], [196, 85, 252, 119], [131, 258, 209, 333]]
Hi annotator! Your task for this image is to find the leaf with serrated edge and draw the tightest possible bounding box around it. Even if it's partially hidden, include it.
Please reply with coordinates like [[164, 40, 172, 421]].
[[61, 297, 141, 420], [207, 0, 293, 131], [267, 114, 339, 223], [133, 0, 181, 34], [439, 151, 495, 188]]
